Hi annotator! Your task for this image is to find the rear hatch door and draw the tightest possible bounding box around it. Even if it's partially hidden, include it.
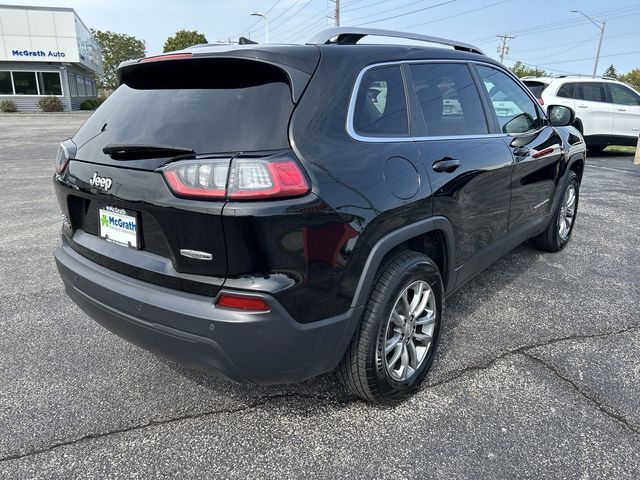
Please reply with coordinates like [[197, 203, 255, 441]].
[[63, 50, 318, 293]]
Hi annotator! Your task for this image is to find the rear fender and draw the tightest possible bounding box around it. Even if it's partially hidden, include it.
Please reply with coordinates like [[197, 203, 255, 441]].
[[350, 216, 456, 309]]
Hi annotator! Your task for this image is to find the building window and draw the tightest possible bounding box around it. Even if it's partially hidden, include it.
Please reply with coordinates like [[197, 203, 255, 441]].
[[84, 77, 92, 96], [13, 72, 38, 95], [37, 72, 63, 95], [0, 71, 12, 95], [0, 71, 64, 96], [68, 73, 78, 96], [77, 75, 87, 96]]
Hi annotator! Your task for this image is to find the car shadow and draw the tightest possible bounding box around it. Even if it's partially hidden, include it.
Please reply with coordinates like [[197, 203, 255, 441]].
[[159, 241, 544, 407]]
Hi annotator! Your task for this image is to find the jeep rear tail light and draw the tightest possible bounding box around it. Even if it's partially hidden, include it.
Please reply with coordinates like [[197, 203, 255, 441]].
[[537, 97, 544, 105], [163, 159, 229, 198], [55, 139, 77, 174], [161, 155, 309, 201], [227, 158, 309, 200]]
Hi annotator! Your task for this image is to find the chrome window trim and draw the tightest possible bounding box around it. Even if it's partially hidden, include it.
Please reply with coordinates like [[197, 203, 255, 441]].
[[346, 59, 541, 143]]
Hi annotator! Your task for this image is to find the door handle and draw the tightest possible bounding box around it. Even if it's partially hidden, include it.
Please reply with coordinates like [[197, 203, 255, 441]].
[[577, 104, 588, 108], [432, 158, 461, 173], [617, 108, 627, 112]]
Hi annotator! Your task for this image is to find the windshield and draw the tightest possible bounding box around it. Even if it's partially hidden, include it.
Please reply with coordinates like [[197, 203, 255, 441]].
[[73, 60, 294, 158]]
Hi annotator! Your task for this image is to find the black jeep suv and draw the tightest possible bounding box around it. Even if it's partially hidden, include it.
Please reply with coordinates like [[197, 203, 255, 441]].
[[53, 28, 585, 404]]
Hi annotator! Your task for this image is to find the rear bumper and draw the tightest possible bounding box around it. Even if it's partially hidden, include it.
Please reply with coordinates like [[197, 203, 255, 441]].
[[54, 238, 362, 384]]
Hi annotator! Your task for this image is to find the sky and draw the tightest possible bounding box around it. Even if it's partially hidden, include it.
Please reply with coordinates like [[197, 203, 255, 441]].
[[6, 0, 640, 75]]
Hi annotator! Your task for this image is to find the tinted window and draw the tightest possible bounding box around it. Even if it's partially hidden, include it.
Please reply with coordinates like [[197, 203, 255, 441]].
[[410, 63, 488, 136], [73, 60, 295, 154], [575, 82, 606, 102], [477, 65, 541, 134], [37, 72, 62, 95], [607, 83, 640, 106], [353, 65, 408, 136], [12, 72, 38, 95], [557, 83, 576, 99], [0, 71, 12, 94], [523, 81, 548, 98]]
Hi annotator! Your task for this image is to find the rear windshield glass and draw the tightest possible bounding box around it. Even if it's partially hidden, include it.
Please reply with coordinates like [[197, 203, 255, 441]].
[[73, 59, 294, 155], [523, 81, 548, 98]]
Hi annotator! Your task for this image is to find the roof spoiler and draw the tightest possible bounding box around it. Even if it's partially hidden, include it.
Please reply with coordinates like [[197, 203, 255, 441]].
[[307, 27, 484, 55]]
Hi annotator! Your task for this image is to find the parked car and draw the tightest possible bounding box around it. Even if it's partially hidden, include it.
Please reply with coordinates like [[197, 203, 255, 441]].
[[53, 27, 585, 404], [523, 75, 640, 153]]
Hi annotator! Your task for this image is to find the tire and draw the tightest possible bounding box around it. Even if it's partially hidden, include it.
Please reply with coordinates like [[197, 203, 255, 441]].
[[338, 250, 443, 404], [531, 171, 580, 252]]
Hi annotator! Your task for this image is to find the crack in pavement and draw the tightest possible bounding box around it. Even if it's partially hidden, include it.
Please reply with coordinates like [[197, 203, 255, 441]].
[[522, 352, 640, 436], [426, 323, 640, 390], [0, 392, 348, 463], [1, 323, 638, 463]]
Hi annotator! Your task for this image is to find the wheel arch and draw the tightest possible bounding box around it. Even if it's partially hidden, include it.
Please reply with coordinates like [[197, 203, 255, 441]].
[[350, 216, 456, 309], [568, 156, 585, 182]]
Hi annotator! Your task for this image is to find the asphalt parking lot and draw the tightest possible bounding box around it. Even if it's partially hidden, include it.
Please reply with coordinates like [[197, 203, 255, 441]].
[[1, 113, 639, 479]]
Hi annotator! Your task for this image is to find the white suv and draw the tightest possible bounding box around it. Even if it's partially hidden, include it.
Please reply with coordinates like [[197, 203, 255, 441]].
[[523, 76, 640, 153]]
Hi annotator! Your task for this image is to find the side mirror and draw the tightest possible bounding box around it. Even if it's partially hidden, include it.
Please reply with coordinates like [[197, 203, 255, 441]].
[[547, 105, 575, 127]]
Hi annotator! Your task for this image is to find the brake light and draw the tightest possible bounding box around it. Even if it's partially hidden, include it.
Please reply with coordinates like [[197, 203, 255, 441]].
[[140, 53, 193, 63], [228, 159, 309, 199], [163, 159, 228, 198], [161, 156, 309, 200], [537, 97, 544, 105], [55, 140, 76, 174], [216, 294, 270, 312]]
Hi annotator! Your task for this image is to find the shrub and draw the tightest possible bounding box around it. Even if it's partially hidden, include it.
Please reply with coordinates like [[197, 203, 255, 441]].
[[36, 96, 64, 112], [0, 100, 17, 112], [80, 98, 102, 110]]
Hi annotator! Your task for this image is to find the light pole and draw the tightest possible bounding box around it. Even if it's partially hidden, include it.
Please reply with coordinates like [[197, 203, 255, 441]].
[[250, 12, 268, 44], [571, 10, 606, 78]]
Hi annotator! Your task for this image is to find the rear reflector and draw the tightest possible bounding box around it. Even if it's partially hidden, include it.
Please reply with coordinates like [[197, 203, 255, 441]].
[[140, 53, 193, 63], [216, 294, 270, 312]]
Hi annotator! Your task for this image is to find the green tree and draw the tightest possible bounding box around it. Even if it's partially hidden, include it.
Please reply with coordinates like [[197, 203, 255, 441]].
[[509, 61, 547, 78], [92, 30, 146, 90], [603, 64, 618, 79], [619, 69, 640, 91], [163, 30, 208, 53]]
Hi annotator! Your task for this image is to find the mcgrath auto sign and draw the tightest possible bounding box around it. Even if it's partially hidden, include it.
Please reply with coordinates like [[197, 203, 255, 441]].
[[11, 49, 66, 59]]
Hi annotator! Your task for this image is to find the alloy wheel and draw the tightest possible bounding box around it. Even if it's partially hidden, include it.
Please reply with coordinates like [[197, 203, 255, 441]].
[[558, 184, 576, 241], [383, 280, 436, 382]]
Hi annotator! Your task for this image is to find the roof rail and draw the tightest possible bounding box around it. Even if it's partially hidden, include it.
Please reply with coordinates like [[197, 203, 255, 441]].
[[306, 27, 484, 55]]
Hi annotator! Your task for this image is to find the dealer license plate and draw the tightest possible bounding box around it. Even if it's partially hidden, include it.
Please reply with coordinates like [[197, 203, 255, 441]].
[[98, 207, 138, 249]]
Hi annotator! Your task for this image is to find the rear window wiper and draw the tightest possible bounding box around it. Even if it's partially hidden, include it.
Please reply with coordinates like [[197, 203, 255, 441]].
[[103, 143, 194, 160]]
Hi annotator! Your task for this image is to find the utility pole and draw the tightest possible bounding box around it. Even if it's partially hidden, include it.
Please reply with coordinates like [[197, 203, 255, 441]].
[[334, 0, 340, 26], [497, 34, 514, 64], [572, 10, 605, 78]]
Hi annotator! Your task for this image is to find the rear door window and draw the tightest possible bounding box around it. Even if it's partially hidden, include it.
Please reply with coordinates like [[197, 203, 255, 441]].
[[352, 65, 409, 136], [574, 82, 606, 102], [74, 58, 295, 155], [476, 65, 542, 134], [409, 63, 488, 136], [606, 83, 640, 106]]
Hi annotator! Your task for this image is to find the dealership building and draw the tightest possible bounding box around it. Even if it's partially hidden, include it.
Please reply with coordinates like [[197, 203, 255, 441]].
[[0, 4, 102, 111]]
